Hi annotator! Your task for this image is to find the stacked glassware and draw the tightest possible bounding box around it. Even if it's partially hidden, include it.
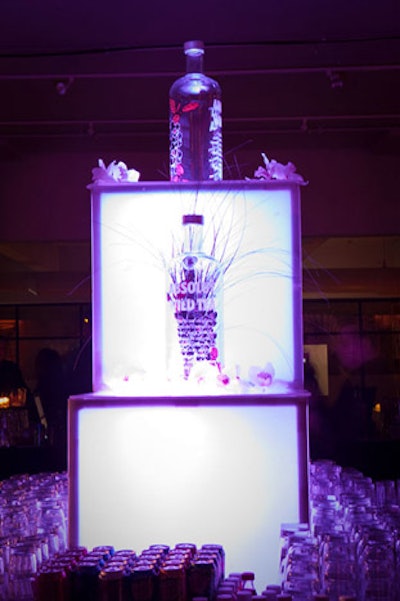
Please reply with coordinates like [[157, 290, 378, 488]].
[[280, 460, 400, 601], [1, 462, 400, 601], [0, 471, 68, 600]]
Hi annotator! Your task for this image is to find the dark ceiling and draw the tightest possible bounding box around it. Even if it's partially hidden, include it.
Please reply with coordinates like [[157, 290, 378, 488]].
[[0, 1, 399, 303], [0, 0, 399, 158]]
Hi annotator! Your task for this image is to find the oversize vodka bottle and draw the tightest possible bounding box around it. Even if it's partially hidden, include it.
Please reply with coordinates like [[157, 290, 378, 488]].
[[167, 214, 223, 379], [169, 40, 222, 182]]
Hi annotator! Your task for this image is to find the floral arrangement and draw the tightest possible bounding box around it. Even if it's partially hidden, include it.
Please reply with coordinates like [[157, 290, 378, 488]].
[[182, 360, 276, 392], [91, 159, 140, 184], [114, 360, 278, 395], [91, 153, 306, 185], [251, 153, 307, 184]]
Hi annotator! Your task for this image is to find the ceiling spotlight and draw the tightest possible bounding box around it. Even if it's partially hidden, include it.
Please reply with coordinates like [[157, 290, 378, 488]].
[[55, 77, 74, 96], [326, 70, 344, 90]]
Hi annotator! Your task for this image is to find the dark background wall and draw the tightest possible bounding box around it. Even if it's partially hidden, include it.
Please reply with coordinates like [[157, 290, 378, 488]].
[[1, 146, 399, 242]]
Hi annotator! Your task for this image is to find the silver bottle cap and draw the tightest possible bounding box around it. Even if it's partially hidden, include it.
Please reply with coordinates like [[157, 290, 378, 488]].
[[184, 40, 205, 55]]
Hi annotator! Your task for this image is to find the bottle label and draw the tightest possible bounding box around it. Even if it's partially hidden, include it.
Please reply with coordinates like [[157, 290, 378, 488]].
[[169, 98, 222, 182], [168, 279, 217, 313], [167, 270, 221, 377], [208, 99, 223, 180]]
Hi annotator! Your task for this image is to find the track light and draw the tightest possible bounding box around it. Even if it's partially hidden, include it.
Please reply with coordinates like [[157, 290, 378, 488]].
[[55, 77, 74, 96], [326, 70, 344, 89]]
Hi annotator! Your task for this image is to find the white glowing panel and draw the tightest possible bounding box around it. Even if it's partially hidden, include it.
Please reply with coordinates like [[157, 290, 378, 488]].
[[68, 395, 309, 588], [91, 181, 303, 393]]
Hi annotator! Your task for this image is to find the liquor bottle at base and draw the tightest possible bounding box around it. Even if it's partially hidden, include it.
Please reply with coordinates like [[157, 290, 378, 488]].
[[167, 214, 223, 380], [169, 40, 222, 182]]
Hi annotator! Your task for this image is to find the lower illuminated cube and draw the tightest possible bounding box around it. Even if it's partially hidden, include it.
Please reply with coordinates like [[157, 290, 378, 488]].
[[68, 393, 309, 589]]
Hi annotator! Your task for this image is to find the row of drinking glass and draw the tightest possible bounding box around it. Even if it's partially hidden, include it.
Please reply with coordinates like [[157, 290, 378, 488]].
[[0, 471, 68, 601], [280, 460, 400, 601]]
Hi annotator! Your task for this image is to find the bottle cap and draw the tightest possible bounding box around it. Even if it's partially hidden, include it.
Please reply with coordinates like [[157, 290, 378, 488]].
[[182, 214, 204, 225], [241, 572, 255, 581], [265, 585, 281, 591], [184, 40, 205, 55]]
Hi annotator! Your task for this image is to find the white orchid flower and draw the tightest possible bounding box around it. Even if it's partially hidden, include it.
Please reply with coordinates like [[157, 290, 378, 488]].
[[253, 153, 306, 184], [92, 159, 140, 184], [248, 362, 275, 388]]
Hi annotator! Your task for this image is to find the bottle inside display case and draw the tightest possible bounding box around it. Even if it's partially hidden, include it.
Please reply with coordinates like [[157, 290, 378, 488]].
[[167, 213, 224, 379]]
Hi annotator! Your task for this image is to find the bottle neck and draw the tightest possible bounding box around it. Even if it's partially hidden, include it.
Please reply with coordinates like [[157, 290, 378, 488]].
[[183, 223, 203, 254], [185, 51, 204, 74]]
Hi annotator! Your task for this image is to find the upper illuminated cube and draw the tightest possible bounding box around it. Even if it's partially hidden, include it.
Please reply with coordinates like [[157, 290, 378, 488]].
[[90, 180, 304, 396]]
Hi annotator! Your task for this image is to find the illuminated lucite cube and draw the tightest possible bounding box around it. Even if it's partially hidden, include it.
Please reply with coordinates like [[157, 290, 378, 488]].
[[68, 393, 309, 589], [90, 180, 303, 395], [69, 180, 309, 589]]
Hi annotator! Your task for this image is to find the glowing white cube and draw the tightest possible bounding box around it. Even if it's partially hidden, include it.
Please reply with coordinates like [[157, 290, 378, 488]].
[[90, 180, 304, 394], [69, 180, 309, 589], [68, 393, 309, 589]]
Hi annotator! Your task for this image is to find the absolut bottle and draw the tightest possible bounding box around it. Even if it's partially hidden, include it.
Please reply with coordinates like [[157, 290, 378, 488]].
[[169, 40, 222, 182], [167, 214, 223, 379]]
